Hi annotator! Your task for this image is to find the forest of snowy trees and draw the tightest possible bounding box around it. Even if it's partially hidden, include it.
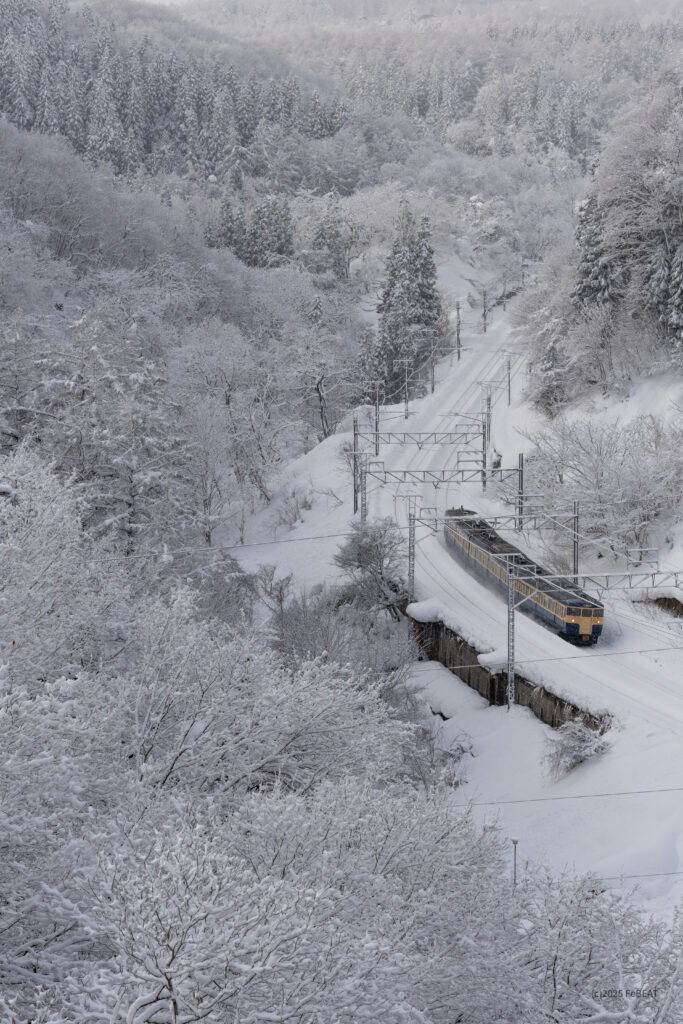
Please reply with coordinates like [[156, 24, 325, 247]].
[[2, 0, 683, 1020]]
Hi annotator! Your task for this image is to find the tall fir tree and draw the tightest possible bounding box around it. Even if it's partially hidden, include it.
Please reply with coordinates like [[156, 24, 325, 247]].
[[572, 193, 619, 306], [86, 48, 125, 169], [646, 247, 671, 324], [4, 31, 36, 129], [667, 244, 683, 346], [62, 53, 87, 153], [373, 203, 443, 393], [46, 0, 65, 64], [414, 214, 444, 339], [35, 61, 61, 134]]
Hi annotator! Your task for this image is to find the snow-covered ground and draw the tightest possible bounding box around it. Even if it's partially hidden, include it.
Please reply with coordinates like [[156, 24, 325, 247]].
[[411, 661, 683, 916], [233, 249, 683, 911]]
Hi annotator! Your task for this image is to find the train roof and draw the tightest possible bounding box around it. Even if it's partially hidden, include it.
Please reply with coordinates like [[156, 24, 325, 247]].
[[445, 507, 604, 611]]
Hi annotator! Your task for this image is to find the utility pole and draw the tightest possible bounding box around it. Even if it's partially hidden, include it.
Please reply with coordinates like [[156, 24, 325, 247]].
[[481, 410, 488, 492], [482, 288, 488, 334], [375, 386, 380, 455], [408, 511, 416, 603], [517, 453, 524, 531], [367, 379, 383, 456], [573, 500, 579, 577], [395, 357, 411, 419], [512, 838, 519, 890], [486, 390, 492, 452], [360, 457, 368, 523], [456, 301, 461, 361], [507, 559, 516, 709], [507, 354, 512, 406], [352, 414, 359, 515], [502, 274, 508, 311]]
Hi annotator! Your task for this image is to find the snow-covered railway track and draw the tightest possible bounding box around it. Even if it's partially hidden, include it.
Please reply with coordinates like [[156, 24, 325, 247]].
[[369, 321, 683, 737]]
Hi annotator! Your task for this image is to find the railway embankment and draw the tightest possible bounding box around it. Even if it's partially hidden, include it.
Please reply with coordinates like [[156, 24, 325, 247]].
[[412, 617, 610, 734]]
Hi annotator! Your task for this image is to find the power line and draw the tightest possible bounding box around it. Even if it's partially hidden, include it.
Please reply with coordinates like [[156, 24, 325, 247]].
[[455, 788, 683, 885], [420, 643, 683, 672], [599, 870, 683, 882], [454, 784, 683, 809], [214, 531, 356, 550]]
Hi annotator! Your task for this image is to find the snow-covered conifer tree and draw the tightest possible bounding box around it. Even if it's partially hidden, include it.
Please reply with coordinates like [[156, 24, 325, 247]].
[[86, 53, 125, 169], [375, 202, 443, 393], [572, 193, 619, 306], [667, 243, 683, 345]]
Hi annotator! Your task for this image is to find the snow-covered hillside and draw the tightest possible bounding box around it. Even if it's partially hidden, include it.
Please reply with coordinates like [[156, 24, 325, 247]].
[[234, 249, 683, 911]]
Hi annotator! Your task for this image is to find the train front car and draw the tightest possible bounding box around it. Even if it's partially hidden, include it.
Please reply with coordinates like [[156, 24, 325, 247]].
[[564, 602, 604, 645], [444, 508, 604, 645]]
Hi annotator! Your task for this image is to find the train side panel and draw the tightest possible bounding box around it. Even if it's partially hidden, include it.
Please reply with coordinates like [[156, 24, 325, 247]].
[[444, 525, 565, 633], [444, 521, 598, 642]]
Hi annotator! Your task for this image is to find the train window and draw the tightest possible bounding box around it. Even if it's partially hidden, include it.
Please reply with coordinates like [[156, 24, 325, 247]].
[[568, 607, 581, 615], [581, 609, 592, 617]]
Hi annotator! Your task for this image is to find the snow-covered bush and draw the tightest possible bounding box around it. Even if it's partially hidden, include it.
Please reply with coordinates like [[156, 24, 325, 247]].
[[523, 868, 683, 1023], [521, 415, 683, 554], [0, 446, 123, 690], [277, 486, 314, 528], [272, 585, 416, 673], [544, 719, 610, 779], [334, 516, 407, 618]]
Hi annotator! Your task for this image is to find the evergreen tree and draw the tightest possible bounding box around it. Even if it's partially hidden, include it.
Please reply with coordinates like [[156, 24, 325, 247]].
[[86, 49, 125, 169], [572, 193, 619, 306], [374, 203, 443, 392], [279, 73, 300, 130], [46, 0, 65, 65], [245, 196, 293, 267], [173, 66, 203, 171], [123, 54, 147, 164], [147, 52, 174, 135], [205, 87, 235, 178], [270, 195, 294, 260], [206, 196, 250, 261], [4, 31, 36, 129], [35, 61, 61, 135], [263, 79, 282, 123], [235, 75, 262, 145], [306, 91, 329, 138], [230, 204, 248, 262], [208, 195, 236, 248], [329, 95, 350, 133], [414, 214, 444, 339], [62, 54, 87, 153], [645, 246, 671, 323], [667, 244, 683, 345]]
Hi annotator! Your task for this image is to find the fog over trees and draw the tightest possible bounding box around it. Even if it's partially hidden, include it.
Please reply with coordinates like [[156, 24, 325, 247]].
[[2, 0, 683, 1020]]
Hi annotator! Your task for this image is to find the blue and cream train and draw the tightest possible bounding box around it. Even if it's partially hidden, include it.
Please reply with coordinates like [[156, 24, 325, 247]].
[[444, 508, 604, 645]]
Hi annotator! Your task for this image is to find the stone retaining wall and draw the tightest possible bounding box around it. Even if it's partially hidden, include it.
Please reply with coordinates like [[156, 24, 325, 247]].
[[413, 619, 608, 733]]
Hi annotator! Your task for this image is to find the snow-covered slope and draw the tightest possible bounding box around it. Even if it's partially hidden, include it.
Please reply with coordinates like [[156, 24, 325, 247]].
[[233, 252, 683, 908]]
